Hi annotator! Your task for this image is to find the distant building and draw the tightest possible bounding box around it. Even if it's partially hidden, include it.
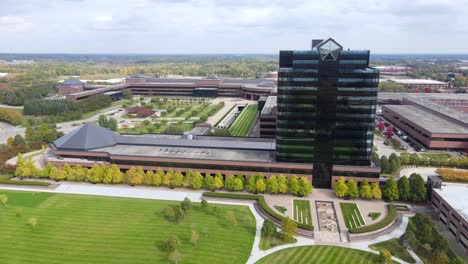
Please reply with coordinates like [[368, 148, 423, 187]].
[[431, 183, 468, 254], [259, 96, 276, 138], [58, 78, 84, 94], [374, 66, 412, 74], [382, 96, 468, 150], [387, 79, 449, 90]]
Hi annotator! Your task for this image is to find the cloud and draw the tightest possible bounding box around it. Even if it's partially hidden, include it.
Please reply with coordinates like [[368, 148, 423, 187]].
[[0, 0, 467, 53]]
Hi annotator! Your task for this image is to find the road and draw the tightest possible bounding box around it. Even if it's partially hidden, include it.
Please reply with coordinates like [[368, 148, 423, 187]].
[[57, 105, 123, 134], [0, 121, 25, 144]]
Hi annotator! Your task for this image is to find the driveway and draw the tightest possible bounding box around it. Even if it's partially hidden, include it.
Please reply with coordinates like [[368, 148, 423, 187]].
[[0, 121, 25, 144]]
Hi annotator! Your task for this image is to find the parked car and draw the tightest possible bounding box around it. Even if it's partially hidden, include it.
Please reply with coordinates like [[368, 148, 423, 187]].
[[420, 148, 426, 152], [383, 141, 390, 146], [400, 145, 408, 150], [401, 135, 408, 140]]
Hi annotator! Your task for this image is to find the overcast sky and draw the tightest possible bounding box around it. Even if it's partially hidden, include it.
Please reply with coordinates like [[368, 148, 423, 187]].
[[0, 0, 467, 54]]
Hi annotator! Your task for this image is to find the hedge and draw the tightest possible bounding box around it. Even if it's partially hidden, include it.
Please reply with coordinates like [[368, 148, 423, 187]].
[[0, 175, 50, 186], [202, 192, 314, 231], [349, 204, 397, 234]]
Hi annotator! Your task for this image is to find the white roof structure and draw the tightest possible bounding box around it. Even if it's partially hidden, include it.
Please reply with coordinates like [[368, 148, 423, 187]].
[[434, 184, 468, 220], [389, 79, 447, 85]]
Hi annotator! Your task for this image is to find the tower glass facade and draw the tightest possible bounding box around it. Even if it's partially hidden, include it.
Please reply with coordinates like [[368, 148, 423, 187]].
[[276, 38, 379, 188]]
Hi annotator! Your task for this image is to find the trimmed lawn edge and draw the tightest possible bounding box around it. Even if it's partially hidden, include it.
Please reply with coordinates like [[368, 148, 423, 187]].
[[202, 192, 314, 230], [349, 204, 397, 234]]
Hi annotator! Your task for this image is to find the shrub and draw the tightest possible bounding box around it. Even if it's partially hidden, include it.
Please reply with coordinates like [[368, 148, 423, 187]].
[[436, 168, 468, 183]]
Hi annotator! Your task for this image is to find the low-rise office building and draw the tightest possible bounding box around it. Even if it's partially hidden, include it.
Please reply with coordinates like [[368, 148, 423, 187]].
[[382, 97, 468, 150], [431, 184, 468, 254], [387, 79, 449, 90], [47, 123, 380, 185], [61, 76, 275, 101], [259, 96, 276, 138]]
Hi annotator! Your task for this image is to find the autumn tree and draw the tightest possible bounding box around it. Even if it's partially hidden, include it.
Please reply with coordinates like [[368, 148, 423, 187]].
[[280, 217, 297, 242], [371, 182, 382, 199], [266, 175, 279, 194], [347, 180, 359, 198], [335, 177, 348, 198], [359, 180, 373, 199]]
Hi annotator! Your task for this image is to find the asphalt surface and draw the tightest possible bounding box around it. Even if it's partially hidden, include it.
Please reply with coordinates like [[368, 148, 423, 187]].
[[0, 122, 25, 144]]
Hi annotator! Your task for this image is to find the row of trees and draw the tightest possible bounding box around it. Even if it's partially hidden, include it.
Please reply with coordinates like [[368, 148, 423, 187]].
[[335, 177, 382, 199], [23, 94, 112, 121], [382, 174, 427, 202], [7, 124, 63, 146], [399, 152, 468, 168], [15, 159, 313, 196]]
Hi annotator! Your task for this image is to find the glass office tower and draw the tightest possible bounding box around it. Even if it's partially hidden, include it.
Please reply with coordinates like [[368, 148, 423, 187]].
[[276, 38, 379, 188]]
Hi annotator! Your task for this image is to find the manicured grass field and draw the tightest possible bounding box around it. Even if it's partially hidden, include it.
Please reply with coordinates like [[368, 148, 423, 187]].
[[256, 245, 396, 264], [369, 238, 415, 263], [420, 153, 452, 160], [293, 200, 312, 225], [340, 203, 365, 229], [229, 105, 257, 136], [0, 190, 255, 264]]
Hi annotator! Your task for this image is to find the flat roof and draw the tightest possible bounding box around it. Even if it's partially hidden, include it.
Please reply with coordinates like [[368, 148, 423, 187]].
[[91, 144, 275, 163], [261, 96, 277, 115], [389, 79, 447, 85], [384, 105, 468, 134], [433, 183, 468, 221]]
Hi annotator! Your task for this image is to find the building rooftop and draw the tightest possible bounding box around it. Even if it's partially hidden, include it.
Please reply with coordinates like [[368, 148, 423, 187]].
[[62, 78, 84, 85], [433, 183, 468, 221], [384, 105, 468, 134], [261, 96, 277, 115], [389, 79, 447, 85], [52, 123, 276, 162]]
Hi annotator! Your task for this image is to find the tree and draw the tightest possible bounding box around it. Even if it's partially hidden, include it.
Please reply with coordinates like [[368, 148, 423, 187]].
[[400, 153, 410, 165], [383, 176, 399, 201], [409, 173, 426, 202], [192, 172, 203, 189], [125, 167, 144, 186], [289, 176, 300, 195], [201, 198, 208, 210], [410, 153, 420, 165], [389, 159, 399, 174], [0, 194, 8, 207], [225, 175, 236, 190], [377, 121, 385, 131], [13, 134, 25, 145], [171, 171, 184, 188], [180, 197, 192, 214], [25, 126, 34, 141], [247, 176, 257, 193], [347, 180, 359, 198], [28, 217, 37, 232], [360, 180, 373, 199], [385, 126, 394, 139], [214, 173, 224, 190], [399, 230, 418, 249], [432, 251, 449, 264], [335, 177, 348, 198], [277, 175, 288, 194], [380, 156, 390, 174], [166, 234, 181, 251], [190, 230, 199, 247], [98, 114, 109, 128], [6, 136, 13, 146], [379, 249, 392, 264], [203, 174, 215, 191], [281, 217, 297, 242], [255, 177, 267, 193], [261, 219, 276, 238], [371, 182, 382, 199], [297, 176, 313, 196], [266, 176, 279, 194], [109, 165, 123, 183], [226, 211, 238, 226], [233, 178, 243, 191], [449, 256, 466, 264], [168, 250, 182, 264], [108, 118, 118, 131], [175, 207, 185, 223], [398, 176, 411, 201]]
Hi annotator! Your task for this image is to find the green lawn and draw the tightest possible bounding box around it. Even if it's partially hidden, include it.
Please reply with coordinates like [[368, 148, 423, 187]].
[[293, 200, 312, 225], [340, 203, 365, 229], [369, 238, 416, 263], [256, 245, 396, 264], [229, 105, 257, 136], [259, 235, 294, 251], [0, 190, 255, 264]]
